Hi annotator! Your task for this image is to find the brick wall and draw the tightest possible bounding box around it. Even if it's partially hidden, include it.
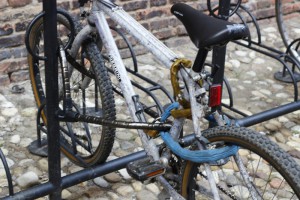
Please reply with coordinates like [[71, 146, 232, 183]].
[[0, 0, 299, 85]]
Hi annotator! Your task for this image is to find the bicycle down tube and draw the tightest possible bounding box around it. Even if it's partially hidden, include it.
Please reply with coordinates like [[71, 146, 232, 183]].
[[91, 0, 183, 156]]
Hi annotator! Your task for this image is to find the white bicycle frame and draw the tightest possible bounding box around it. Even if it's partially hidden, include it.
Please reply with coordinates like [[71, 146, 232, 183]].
[[92, 1, 178, 158], [70, 0, 221, 199]]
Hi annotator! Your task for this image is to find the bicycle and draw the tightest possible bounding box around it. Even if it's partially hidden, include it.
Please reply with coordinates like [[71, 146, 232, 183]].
[[25, 8, 116, 166], [25, 0, 300, 199]]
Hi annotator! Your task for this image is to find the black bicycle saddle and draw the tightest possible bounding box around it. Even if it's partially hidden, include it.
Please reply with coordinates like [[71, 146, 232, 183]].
[[171, 3, 249, 49]]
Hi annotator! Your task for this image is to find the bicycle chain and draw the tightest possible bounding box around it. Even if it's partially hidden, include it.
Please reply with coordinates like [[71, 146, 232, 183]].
[[199, 171, 238, 200]]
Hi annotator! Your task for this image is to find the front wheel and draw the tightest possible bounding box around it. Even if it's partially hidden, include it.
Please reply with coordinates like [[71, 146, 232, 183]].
[[27, 10, 116, 167], [180, 126, 300, 199]]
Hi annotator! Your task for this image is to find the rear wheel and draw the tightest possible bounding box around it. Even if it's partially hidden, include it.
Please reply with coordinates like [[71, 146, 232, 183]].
[[27, 10, 116, 167], [180, 126, 300, 199]]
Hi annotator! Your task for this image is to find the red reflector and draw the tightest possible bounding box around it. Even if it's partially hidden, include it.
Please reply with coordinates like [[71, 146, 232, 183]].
[[209, 84, 222, 107]]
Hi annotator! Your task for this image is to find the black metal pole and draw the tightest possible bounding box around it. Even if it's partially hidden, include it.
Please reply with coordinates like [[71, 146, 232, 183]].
[[2, 150, 147, 200], [43, 0, 62, 199], [235, 101, 300, 127], [210, 0, 231, 115]]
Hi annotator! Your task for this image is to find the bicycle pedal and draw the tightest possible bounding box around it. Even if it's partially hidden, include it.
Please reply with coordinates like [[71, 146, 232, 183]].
[[126, 157, 165, 181]]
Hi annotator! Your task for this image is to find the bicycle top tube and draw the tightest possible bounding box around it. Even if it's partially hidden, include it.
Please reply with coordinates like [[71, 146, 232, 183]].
[[96, 0, 119, 9], [93, 0, 180, 68]]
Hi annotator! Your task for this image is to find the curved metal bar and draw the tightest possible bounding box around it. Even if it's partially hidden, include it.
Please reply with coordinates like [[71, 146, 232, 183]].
[[0, 148, 14, 196], [245, 40, 284, 55], [127, 63, 174, 101], [278, 55, 299, 101], [130, 82, 164, 113], [285, 38, 300, 70], [286, 38, 300, 57], [292, 41, 300, 72], [221, 103, 249, 117], [106, 73, 171, 120], [105, 62, 174, 114], [25, 11, 46, 60], [103, 49, 175, 113], [237, 4, 262, 45], [231, 10, 252, 46], [282, 53, 300, 74], [209, 3, 260, 46], [295, 40, 300, 52], [25, 9, 75, 61], [223, 76, 234, 108]]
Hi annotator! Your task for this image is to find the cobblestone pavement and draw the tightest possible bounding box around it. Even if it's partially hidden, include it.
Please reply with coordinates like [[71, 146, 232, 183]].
[[1, 16, 300, 200]]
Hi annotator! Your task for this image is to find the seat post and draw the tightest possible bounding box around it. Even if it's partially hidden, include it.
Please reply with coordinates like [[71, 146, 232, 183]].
[[192, 48, 209, 72], [210, 0, 231, 115]]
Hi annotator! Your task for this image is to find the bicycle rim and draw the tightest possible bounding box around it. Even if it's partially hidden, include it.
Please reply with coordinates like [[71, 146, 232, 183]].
[[180, 126, 300, 199], [27, 11, 116, 167]]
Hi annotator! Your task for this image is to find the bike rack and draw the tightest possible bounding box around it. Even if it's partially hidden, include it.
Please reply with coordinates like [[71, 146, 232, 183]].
[[274, 38, 300, 83], [2, 0, 300, 199], [208, 3, 300, 127]]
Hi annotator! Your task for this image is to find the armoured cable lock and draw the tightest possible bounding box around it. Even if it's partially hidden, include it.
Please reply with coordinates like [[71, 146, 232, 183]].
[[159, 103, 239, 163]]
